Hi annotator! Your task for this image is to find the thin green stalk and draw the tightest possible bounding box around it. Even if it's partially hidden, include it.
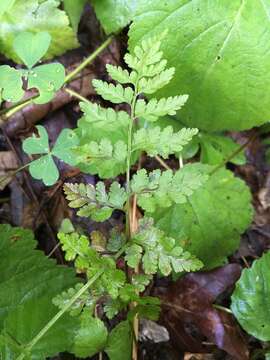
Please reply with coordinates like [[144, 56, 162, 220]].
[[1, 36, 113, 120], [65, 36, 113, 83], [16, 269, 104, 360], [0, 162, 30, 187], [65, 88, 91, 103]]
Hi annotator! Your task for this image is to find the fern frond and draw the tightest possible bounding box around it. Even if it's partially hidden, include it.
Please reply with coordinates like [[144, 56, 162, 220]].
[[64, 181, 127, 222], [125, 218, 203, 276], [92, 79, 134, 104], [131, 164, 209, 212], [132, 126, 198, 158], [135, 95, 188, 122]]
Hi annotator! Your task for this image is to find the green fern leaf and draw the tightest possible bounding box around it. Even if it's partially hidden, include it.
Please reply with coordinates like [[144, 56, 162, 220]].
[[138, 68, 175, 94], [64, 181, 127, 222], [74, 139, 127, 179], [92, 79, 134, 104], [135, 95, 188, 122], [58, 232, 90, 260], [53, 283, 94, 317], [106, 64, 136, 84], [132, 126, 198, 158], [126, 218, 203, 276], [131, 164, 208, 212]]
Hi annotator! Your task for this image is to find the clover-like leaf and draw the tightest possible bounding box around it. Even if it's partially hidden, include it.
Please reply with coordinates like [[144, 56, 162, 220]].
[[0, 65, 24, 103], [13, 31, 51, 68], [27, 63, 66, 104], [52, 128, 79, 166], [23, 126, 79, 186], [28, 154, 59, 186]]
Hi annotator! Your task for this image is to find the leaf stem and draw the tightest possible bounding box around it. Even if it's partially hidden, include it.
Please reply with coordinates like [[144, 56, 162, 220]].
[[16, 269, 104, 360], [64, 36, 113, 83], [155, 155, 171, 170], [65, 88, 91, 103]]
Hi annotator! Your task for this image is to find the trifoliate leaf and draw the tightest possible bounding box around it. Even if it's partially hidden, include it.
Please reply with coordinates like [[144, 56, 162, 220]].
[[58, 232, 90, 261], [63, 0, 87, 32], [105, 321, 132, 360], [131, 164, 208, 213], [152, 166, 253, 268], [135, 95, 188, 122], [72, 313, 108, 358], [91, 0, 137, 35], [0, 224, 80, 358], [23, 126, 79, 185], [74, 139, 127, 179], [27, 63, 66, 104], [126, 217, 203, 276], [92, 79, 134, 104], [0, 0, 79, 62], [231, 251, 270, 341], [132, 126, 198, 158], [13, 31, 51, 68], [63, 181, 127, 221], [129, 1, 270, 131], [0, 65, 24, 103]]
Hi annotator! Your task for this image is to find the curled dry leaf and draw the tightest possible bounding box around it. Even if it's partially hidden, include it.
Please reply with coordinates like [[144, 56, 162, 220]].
[[156, 264, 249, 360]]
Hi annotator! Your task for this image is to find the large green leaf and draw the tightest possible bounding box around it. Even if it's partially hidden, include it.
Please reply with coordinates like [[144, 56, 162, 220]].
[[105, 321, 132, 360], [63, 0, 87, 32], [0, 224, 80, 358], [129, 0, 270, 131], [152, 167, 253, 268], [0, 0, 79, 62], [72, 314, 108, 358], [91, 0, 138, 34], [231, 251, 270, 341]]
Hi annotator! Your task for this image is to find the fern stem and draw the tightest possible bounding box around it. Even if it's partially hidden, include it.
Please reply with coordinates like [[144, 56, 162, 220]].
[[155, 155, 171, 170], [16, 269, 104, 360]]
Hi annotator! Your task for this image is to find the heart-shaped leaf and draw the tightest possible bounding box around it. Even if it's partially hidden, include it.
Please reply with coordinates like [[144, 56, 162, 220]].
[[22, 125, 49, 155], [27, 63, 65, 104], [28, 155, 59, 186], [0, 65, 24, 103], [13, 31, 51, 68], [52, 128, 79, 166]]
